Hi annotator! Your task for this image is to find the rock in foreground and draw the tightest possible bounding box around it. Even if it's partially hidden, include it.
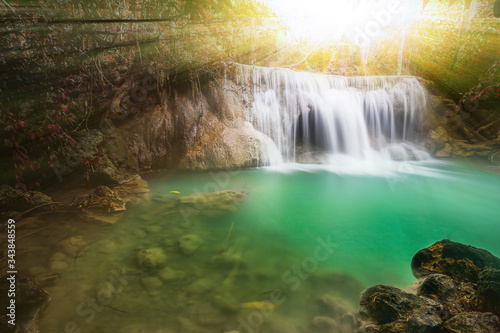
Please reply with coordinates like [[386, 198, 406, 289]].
[[359, 285, 442, 325], [358, 240, 500, 333], [411, 239, 500, 283], [442, 312, 500, 333], [0, 274, 50, 333], [77, 186, 126, 212]]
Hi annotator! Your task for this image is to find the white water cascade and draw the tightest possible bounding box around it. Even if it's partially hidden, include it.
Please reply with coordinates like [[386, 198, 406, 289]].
[[237, 66, 431, 167]]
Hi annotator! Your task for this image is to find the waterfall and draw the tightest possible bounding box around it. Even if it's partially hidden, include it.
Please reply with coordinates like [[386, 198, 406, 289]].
[[236, 65, 430, 166]]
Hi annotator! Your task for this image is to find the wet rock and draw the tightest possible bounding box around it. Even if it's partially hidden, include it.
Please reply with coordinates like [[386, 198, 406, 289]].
[[176, 190, 247, 217], [0, 274, 50, 333], [158, 266, 186, 282], [359, 285, 442, 325], [411, 239, 500, 283], [137, 248, 167, 270], [77, 186, 126, 212], [477, 268, 500, 316], [442, 312, 500, 333], [179, 234, 202, 255], [417, 274, 476, 318], [112, 176, 150, 205], [58, 236, 88, 257], [0, 185, 52, 213], [89, 130, 140, 185], [407, 314, 442, 332], [434, 143, 452, 158]]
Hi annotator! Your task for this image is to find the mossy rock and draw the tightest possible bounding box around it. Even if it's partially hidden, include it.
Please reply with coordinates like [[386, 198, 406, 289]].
[[411, 240, 500, 283]]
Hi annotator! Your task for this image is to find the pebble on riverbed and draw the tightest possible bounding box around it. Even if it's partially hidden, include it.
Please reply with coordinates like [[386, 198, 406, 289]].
[[158, 266, 186, 282], [179, 234, 202, 255], [141, 276, 164, 295], [137, 247, 168, 270], [58, 235, 88, 257]]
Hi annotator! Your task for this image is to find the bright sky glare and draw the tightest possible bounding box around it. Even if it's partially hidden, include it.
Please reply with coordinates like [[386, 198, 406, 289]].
[[262, 0, 423, 44]]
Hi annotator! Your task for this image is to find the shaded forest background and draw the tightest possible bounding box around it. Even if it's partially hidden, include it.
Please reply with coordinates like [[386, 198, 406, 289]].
[[0, 0, 499, 188]]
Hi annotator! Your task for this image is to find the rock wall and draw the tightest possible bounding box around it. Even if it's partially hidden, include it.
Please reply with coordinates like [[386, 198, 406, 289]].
[[88, 70, 275, 184], [421, 81, 500, 159]]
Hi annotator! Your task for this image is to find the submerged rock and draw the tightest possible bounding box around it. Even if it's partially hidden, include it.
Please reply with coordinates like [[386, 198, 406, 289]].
[[158, 266, 186, 282], [141, 276, 164, 294], [58, 235, 88, 257], [477, 268, 500, 316], [176, 190, 247, 217], [0, 274, 50, 333], [411, 239, 500, 283], [137, 248, 168, 270], [179, 234, 202, 255], [442, 312, 500, 333], [359, 285, 442, 325]]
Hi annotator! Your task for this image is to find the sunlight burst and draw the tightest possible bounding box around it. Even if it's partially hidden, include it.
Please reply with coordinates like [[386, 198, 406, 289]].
[[264, 0, 422, 44]]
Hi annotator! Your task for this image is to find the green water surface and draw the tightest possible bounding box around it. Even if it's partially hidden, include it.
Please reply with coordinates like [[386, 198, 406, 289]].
[[37, 161, 500, 333]]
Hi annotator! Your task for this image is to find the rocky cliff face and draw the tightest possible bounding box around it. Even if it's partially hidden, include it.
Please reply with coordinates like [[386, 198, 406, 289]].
[[421, 81, 500, 160], [87, 69, 275, 184]]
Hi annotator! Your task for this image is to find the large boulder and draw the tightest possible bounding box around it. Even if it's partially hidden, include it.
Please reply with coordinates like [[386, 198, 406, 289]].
[[417, 274, 476, 319], [411, 240, 500, 283], [0, 274, 50, 333], [477, 268, 500, 316], [359, 285, 442, 325], [442, 312, 500, 333], [0, 185, 52, 214], [77, 186, 126, 213], [102, 76, 279, 175]]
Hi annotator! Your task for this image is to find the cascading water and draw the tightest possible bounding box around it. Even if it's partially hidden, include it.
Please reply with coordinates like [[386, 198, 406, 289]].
[[236, 65, 430, 167]]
